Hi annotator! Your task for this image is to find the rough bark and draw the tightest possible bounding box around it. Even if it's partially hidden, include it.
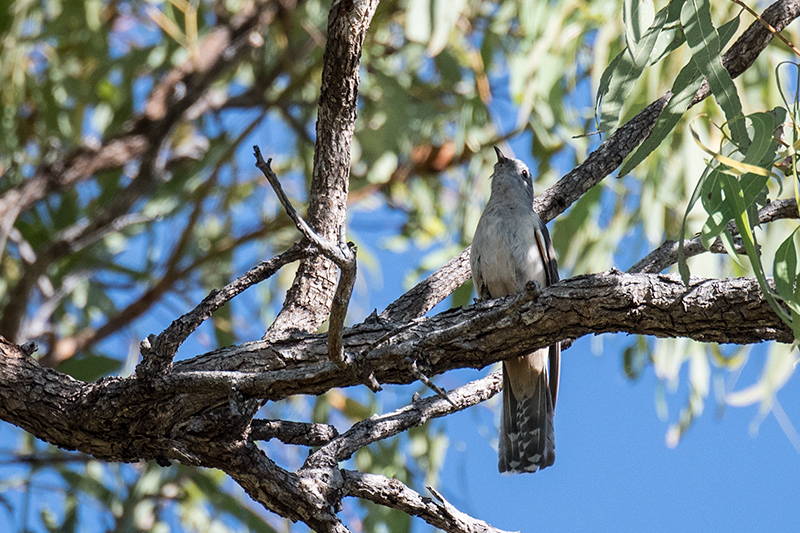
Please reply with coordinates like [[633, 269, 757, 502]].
[[171, 273, 791, 396], [0, 273, 788, 458]]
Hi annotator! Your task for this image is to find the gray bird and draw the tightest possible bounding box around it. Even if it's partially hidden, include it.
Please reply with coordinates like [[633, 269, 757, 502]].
[[471, 146, 560, 474]]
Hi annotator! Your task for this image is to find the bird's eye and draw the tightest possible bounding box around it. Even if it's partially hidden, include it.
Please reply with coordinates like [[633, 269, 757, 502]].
[[522, 170, 530, 180]]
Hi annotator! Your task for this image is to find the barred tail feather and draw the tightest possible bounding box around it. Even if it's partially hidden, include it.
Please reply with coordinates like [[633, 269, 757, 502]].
[[498, 362, 555, 474]]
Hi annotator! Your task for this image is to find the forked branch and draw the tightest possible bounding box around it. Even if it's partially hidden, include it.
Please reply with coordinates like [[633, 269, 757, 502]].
[[253, 147, 374, 389], [136, 244, 311, 377]]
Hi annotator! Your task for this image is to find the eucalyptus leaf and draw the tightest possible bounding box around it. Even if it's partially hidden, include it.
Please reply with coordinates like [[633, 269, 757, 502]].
[[619, 13, 740, 177], [681, 0, 748, 148]]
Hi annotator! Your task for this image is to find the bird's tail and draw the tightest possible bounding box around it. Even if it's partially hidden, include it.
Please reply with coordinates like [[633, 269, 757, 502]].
[[498, 355, 555, 474]]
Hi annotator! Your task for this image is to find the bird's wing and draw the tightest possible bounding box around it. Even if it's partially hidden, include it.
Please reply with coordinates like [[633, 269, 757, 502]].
[[533, 215, 561, 410]]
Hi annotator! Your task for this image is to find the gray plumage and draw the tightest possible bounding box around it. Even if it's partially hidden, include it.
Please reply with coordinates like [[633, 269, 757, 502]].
[[471, 146, 561, 474]]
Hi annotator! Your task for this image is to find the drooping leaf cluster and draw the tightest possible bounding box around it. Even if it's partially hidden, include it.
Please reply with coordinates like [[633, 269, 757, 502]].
[[597, 0, 800, 440]]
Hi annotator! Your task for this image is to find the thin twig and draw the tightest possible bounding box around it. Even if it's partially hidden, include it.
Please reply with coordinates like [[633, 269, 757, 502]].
[[253, 148, 345, 264], [305, 371, 502, 468], [728, 0, 800, 56], [629, 198, 799, 273], [328, 225, 361, 381], [407, 358, 456, 406], [136, 244, 311, 378]]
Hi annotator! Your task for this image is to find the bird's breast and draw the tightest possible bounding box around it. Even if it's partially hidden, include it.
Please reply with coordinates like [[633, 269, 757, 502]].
[[472, 206, 546, 298]]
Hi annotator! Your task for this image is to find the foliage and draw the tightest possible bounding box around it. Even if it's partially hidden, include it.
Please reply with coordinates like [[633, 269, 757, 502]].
[[595, 0, 800, 440], [0, 0, 798, 530]]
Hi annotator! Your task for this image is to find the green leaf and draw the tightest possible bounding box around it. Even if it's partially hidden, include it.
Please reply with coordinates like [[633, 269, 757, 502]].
[[699, 188, 729, 248], [59, 354, 122, 382], [681, 0, 748, 148], [427, 0, 468, 56], [60, 469, 120, 509], [774, 229, 799, 298], [619, 13, 739, 177], [774, 229, 800, 326], [405, 0, 431, 43], [648, 0, 688, 65], [595, 53, 622, 127], [620, 60, 703, 177], [624, 0, 656, 49], [720, 172, 793, 330], [519, 0, 546, 36], [697, 112, 782, 248], [596, 0, 668, 131], [623, 337, 649, 379], [450, 277, 475, 309], [743, 111, 780, 166], [679, 152, 728, 283], [189, 468, 279, 533]]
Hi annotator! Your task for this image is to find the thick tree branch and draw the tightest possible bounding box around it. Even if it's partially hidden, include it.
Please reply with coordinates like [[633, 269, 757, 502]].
[[204, 440, 351, 533], [168, 273, 791, 402], [250, 419, 339, 446], [210, 395, 503, 533], [1, 273, 786, 465]]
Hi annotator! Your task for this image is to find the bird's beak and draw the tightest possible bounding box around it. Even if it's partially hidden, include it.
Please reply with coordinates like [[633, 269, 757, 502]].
[[493, 146, 506, 163]]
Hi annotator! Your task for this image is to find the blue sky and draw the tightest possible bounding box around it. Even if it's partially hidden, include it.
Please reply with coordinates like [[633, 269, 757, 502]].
[[437, 346, 800, 532]]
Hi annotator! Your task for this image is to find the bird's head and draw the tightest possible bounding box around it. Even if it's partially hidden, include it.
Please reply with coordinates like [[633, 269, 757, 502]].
[[489, 146, 534, 203]]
